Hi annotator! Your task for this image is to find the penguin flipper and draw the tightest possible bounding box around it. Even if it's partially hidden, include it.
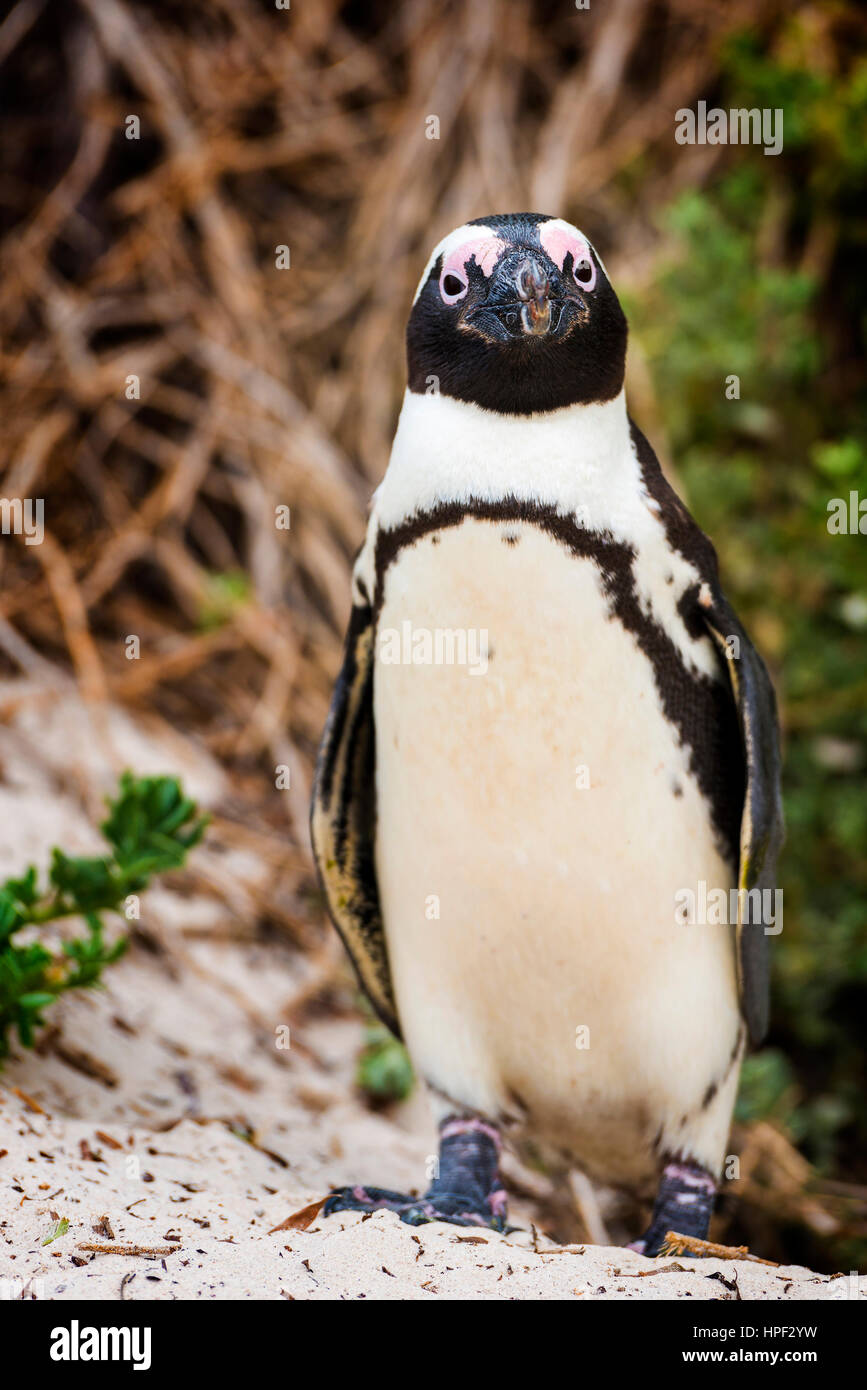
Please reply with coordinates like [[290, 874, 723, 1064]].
[[310, 600, 400, 1037], [698, 588, 784, 1046]]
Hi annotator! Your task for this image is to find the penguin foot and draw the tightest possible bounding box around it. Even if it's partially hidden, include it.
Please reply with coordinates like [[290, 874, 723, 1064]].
[[323, 1114, 508, 1231], [629, 1159, 717, 1257], [323, 1184, 505, 1229]]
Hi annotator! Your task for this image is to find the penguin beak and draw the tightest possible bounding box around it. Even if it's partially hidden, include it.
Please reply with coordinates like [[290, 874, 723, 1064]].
[[515, 257, 552, 336], [462, 249, 580, 342]]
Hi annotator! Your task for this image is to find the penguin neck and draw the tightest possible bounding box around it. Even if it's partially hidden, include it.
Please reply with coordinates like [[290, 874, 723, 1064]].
[[375, 386, 634, 529]]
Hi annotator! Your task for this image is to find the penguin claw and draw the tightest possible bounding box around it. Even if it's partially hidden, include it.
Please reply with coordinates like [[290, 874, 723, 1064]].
[[627, 1228, 677, 1259], [630, 1158, 718, 1256], [323, 1184, 505, 1230]]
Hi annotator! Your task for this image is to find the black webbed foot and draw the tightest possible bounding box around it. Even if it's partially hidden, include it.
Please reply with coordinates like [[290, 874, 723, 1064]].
[[629, 1159, 717, 1257], [323, 1116, 508, 1231], [323, 1184, 504, 1229]]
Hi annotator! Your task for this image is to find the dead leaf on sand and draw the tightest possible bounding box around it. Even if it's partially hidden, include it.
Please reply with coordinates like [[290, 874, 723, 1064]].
[[268, 1197, 328, 1234]]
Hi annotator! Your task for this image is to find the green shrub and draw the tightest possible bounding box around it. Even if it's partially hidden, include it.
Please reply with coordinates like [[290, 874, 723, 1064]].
[[0, 772, 207, 1058]]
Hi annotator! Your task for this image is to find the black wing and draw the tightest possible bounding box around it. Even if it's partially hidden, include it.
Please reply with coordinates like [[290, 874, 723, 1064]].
[[698, 586, 784, 1045], [310, 600, 400, 1036], [630, 418, 784, 1046]]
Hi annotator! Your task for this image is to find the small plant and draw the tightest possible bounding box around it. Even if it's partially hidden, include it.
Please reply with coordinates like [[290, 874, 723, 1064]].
[[197, 570, 252, 632], [0, 772, 208, 1059], [356, 1021, 414, 1105]]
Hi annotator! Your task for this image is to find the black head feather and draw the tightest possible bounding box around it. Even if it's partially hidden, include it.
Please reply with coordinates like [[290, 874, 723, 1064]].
[[407, 213, 627, 415]]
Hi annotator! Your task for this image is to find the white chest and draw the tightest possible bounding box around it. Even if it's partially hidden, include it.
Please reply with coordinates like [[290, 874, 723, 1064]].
[[372, 517, 740, 1185]]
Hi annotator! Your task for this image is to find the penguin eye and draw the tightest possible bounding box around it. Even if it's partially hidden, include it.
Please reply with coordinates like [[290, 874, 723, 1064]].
[[573, 256, 596, 291], [440, 269, 469, 305]]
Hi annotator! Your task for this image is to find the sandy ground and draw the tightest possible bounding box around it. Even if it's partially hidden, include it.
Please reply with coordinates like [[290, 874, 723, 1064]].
[[1, 1088, 856, 1301], [0, 695, 861, 1302]]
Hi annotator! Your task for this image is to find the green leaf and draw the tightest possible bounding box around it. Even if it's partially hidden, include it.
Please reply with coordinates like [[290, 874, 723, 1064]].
[[17, 992, 57, 1009], [41, 1217, 69, 1246], [196, 570, 252, 631], [356, 1025, 414, 1104], [811, 437, 866, 480]]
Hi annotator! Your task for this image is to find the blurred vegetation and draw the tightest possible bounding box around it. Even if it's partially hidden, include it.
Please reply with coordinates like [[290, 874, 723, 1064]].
[[356, 1018, 416, 1105], [628, 14, 867, 1264]]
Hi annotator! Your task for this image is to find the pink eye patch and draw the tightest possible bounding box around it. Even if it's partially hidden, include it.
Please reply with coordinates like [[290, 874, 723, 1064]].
[[439, 234, 505, 302], [538, 222, 596, 290]]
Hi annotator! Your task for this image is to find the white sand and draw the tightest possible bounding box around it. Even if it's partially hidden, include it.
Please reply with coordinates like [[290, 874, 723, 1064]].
[[1, 1096, 855, 1301]]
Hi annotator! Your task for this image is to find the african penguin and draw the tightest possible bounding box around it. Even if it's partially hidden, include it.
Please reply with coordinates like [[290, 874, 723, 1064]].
[[311, 212, 783, 1254]]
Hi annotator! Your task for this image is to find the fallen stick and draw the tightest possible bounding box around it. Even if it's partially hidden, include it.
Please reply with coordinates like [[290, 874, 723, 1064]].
[[76, 1242, 181, 1257], [660, 1231, 779, 1265], [11, 1086, 45, 1114]]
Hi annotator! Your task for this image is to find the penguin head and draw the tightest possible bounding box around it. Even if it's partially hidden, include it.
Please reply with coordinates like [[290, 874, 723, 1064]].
[[407, 213, 627, 415]]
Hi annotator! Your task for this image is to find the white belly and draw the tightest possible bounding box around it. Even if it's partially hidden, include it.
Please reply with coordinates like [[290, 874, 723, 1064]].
[[374, 518, 741, 1187]]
